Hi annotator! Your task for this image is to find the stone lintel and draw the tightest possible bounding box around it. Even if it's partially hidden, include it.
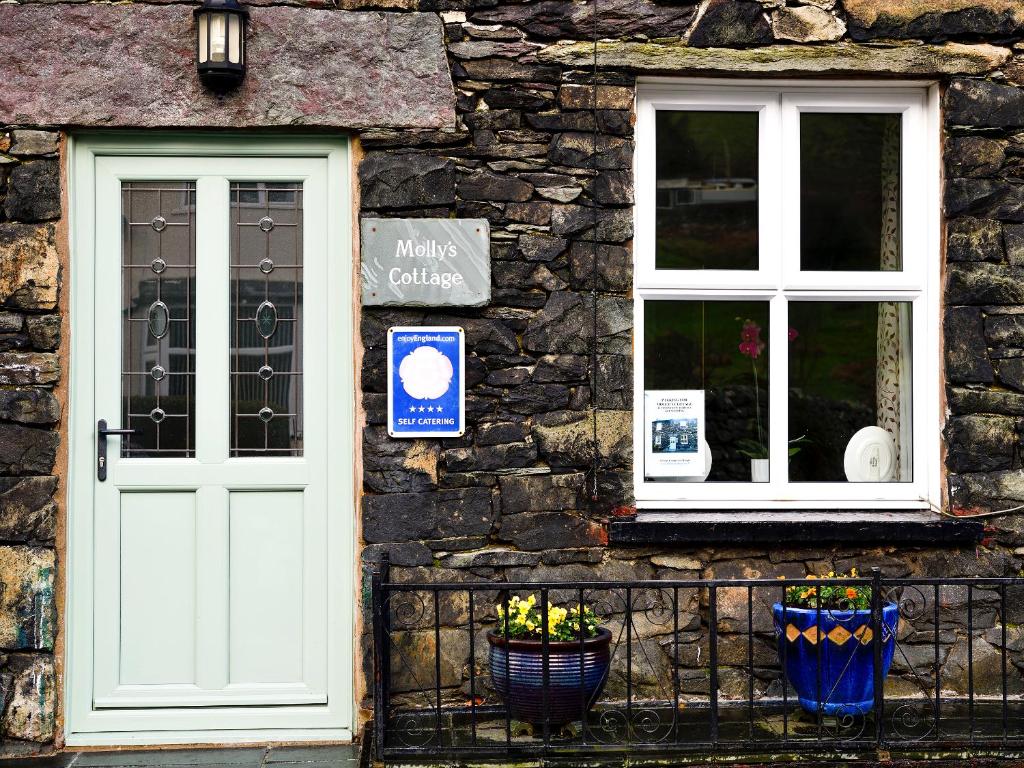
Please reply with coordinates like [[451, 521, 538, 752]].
[[538, 40, 1011, 76], [0, 5, 456, 130]]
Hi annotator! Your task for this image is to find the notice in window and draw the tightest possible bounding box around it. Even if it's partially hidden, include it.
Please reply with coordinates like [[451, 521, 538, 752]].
[[644, 390, 706, 478]]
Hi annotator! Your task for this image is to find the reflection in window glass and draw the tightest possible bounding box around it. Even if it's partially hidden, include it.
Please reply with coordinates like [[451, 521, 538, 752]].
[[801, 113, 902, 272], [655, 111, 758, 271], [645, 301, 769, 481], [788, 301, 912, 482], [120, 181, 197, 458], [230, 182, 304, 457]]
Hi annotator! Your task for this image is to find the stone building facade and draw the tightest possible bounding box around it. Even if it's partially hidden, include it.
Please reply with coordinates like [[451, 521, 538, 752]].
[[1, 0, 1024, 755]]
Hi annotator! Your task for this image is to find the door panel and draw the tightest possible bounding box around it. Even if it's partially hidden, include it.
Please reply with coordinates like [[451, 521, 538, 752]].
[[228, 490, 304, 685], [119, 493, 197, 686], [89, 156, 330, 711]]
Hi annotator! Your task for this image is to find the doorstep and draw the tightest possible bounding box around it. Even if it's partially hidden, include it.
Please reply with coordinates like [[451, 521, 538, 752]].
[[0, 745, 361, 768]]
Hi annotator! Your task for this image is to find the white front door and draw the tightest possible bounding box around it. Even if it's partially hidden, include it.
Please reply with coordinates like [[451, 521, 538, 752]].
[[68, 137, 354, 744]]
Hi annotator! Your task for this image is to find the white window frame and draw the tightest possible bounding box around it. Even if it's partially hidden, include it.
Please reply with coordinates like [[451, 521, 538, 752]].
[[633, 79, 941, 511]]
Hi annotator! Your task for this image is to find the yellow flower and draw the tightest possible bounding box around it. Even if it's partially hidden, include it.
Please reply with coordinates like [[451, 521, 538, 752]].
[[851, 567, 858, 577], [527, 595, 536, 606], [525, 621, 535, 631]]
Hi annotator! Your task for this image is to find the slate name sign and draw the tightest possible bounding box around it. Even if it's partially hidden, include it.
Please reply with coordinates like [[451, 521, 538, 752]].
[[361, 218, 491, 307]]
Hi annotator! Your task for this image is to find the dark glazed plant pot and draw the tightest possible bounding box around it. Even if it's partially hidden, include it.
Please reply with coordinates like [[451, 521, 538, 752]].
[[487, 627, 612, 725], [773, 602, 899, 716]]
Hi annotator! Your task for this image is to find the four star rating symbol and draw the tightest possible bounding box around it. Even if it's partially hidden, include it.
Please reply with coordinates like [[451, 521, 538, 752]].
[[408, 405, 444, 412]]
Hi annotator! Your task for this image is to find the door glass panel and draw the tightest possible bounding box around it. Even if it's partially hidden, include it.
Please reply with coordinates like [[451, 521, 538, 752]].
[[230, 182, 303, 457], [655, 111, 759, 271], [121, 181, 197, 458], [788, 301, 912, 482], [800, 113, 902, 272], [644, 300, 769, 482]]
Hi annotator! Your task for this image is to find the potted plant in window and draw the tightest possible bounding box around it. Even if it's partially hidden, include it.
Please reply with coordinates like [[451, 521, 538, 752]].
[[736, 319, 769, 481], [772, 571, 898, 716], [737, 321, 807, 481], [488, 595, 611, 725]]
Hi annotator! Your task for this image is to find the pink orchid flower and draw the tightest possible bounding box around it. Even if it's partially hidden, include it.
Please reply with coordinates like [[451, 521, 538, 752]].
[[739, 321, 765, 359]]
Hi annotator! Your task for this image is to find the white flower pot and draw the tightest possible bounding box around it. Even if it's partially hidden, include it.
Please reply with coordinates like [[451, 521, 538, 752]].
[[750, 458, 769, 483]]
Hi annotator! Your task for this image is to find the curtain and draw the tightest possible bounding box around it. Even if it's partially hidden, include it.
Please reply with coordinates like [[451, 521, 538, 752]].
[[875, 118, 912, 480]]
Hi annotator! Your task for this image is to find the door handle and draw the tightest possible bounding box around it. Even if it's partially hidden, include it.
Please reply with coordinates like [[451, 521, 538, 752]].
[[97, 419, 137, 481]]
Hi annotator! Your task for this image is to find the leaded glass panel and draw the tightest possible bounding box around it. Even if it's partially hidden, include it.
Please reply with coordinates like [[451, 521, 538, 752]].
[[120, 181, 197, 457], [230, 182, 304, 456]]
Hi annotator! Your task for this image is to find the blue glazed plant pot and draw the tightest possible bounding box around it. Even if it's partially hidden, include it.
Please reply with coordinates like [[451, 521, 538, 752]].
[[772, 602, 899, 716], [487, 627, 612, 725]]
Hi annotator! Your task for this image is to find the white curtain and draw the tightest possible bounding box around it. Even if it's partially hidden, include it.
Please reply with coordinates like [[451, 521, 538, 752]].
[[875, 118, 912, 481]]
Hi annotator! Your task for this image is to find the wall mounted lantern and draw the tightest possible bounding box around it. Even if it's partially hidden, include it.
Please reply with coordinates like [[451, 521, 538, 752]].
[[195, 0, 248, 91]]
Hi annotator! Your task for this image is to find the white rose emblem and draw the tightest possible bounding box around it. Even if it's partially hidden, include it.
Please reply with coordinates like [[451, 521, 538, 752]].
[[398, 346, 454, 400]]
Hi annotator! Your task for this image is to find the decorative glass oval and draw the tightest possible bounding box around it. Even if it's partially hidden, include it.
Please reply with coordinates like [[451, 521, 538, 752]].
[[258, 365, 274, 381], [259, 258, 274, 274], [149, 407, 166, 423], [258, 406, 274, 423], [259, 216, 275, 232], [255, 300, 278, 339], [148, 301, 170, 339], [151, 257, 167, 274], [151, 215, 167, 232], [150, 364, 166, 381]]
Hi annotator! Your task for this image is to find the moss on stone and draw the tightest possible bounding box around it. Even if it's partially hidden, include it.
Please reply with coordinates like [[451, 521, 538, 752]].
[[844, 0, 1024, 29], [537, 40, 1011, 75]]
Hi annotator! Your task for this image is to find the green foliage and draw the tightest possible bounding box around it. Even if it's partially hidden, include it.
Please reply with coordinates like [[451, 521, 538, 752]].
[[736, 434, 810, 461], [783, 570, 871, 610]]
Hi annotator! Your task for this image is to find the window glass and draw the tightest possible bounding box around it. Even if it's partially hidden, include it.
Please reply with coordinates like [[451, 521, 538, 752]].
[[800, 113, 902, 272], [121, 181, 197, 458], [655, 111, 758, 271], [788, 301, 912, 482], [645, 301, 769, 482], [230, 182, 304, 457]]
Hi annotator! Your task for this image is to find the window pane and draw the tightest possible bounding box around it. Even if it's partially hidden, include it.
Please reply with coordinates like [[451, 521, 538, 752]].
[[121, 181, 196, 458], [788, 301, 912, 482], [230, 182, 304, 457], [644, 301, 769, 482], [800, 113, 902, 272], [655, 111, 758, 271]]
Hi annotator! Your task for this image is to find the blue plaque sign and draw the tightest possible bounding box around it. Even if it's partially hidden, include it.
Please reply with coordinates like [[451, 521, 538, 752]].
[[387, 326, 465, 438]]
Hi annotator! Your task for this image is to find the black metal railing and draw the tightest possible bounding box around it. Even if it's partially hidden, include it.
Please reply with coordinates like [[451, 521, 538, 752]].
[[369, 556, 1024, 762]]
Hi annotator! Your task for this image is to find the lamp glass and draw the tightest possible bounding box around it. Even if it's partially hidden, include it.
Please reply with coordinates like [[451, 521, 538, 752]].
[[228, 14, 240, 64], [210, 12, 227, 62], [197, 14, 208, 63]]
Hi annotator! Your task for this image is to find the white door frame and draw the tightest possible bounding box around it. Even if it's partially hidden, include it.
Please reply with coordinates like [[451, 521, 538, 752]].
[[66, 133, 355, 746]]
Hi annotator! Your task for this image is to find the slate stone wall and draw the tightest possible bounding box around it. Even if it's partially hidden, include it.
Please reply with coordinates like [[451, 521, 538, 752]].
[[2, 0, 1024, 754], [355, 0, 1024, 720], [0, 129, 61, 750]]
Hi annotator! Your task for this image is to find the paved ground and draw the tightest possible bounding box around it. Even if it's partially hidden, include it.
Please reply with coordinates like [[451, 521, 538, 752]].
[[0, 745, 360, 768]]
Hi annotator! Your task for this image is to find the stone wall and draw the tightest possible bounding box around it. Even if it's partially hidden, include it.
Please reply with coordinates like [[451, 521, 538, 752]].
[[0, 129, 61, 750], [355, 0, 1024, 721], [1, 0, 1024, 754]]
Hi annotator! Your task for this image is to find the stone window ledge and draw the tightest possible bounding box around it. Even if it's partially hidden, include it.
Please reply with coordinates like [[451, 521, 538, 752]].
[[609, 511, 984, 546]]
